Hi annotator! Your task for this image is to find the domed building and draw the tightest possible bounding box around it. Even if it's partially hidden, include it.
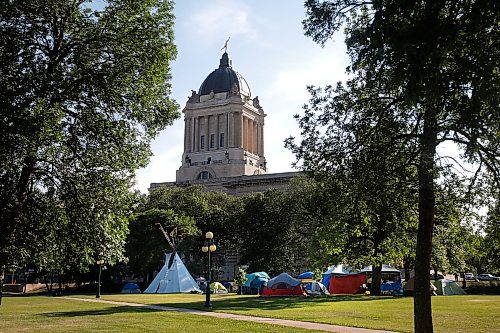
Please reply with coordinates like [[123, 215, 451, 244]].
[[150, 52, 297, 196]]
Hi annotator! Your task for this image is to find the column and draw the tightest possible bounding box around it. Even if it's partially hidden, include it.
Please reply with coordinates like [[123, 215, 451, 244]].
[[238, 112, 244, 148], [183, 118, 189, 153], [216, 114, 220, 150], [253, 121, 258, 155], [243, 117, 248, 152], [205, 115, 209, 151], [228, 112, 233, 147], [260, 122, 264, 156], [194, 116, 199, 152], [249, 119, 254, 154], [256, 122, 260, 156]]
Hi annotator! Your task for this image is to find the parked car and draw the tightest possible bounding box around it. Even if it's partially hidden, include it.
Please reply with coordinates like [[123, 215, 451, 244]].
[[477, 274, 500, 281], [464, 273, 475, 280]]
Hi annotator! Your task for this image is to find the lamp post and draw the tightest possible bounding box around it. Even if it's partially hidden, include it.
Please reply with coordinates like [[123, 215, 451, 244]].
[[201, 231, 216, 308], [96, 259, 104, 299]]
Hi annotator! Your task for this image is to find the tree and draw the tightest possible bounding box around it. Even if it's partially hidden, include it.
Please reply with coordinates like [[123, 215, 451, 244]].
[[286, 93, 419, 294], [238, 183, 316, 276], [295, 1, 499, 331], [141, 186, 244, 279], [126, 208, 200, 282], [0, 0, 178, 278]]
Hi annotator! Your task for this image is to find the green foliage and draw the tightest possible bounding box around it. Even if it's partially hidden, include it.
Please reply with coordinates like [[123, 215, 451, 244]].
[[128, 186, 244, 279], [126, 208, 199, 274], [234, 267, 247, 286], [0, 0, 178, 273], [298, 1, 498, 331]]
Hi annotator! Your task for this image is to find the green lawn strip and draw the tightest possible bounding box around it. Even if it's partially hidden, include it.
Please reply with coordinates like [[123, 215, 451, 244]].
[[0, 296, 322, 333], [81, 293, 500, 333]]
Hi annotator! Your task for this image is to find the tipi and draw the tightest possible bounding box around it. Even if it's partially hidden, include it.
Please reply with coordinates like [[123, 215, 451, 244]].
[[144, 252, 201, 293]]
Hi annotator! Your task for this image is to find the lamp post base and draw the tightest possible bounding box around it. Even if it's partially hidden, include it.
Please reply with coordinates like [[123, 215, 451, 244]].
[[204, 284, 211, 308]]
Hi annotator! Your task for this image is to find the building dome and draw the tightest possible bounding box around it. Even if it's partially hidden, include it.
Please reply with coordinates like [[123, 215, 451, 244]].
[[198, 52, 251, 97]]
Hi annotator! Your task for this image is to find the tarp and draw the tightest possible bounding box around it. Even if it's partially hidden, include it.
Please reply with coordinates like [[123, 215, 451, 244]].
[[121, 282, 141, 294], [267, 273, 302, 288], [242, 272, 270, 294], [380, 279, 403, 295], [433, 279, 466, 295], [144, 252, 201, 294], [305, 281, 330, 296], [243, 272, 270, 287], [298, 271, 314, 279], [329, 273, 367, 294]]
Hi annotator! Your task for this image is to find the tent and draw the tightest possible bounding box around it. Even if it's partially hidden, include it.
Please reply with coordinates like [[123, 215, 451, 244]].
[[360, 265, 403, 295], [242, 272, 270, 294], [404, 277, 438, 296], [144, 252, 201, 294], [322, 265, 357, 290], [210, 281, 228, 294], [329, 273, 367, 294], [305, 281, 330, 296], [261, 273, 308, 297], [121, 282, 141, 294], [433, 279, 466, 295]]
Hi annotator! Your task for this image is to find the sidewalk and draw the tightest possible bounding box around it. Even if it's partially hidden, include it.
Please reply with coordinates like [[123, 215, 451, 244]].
[[61, 297, 399, 333]]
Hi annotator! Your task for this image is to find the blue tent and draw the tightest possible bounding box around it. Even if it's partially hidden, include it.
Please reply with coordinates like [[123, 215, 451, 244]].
[[121, 282, 141, 294], [242, 272, 270, 294]]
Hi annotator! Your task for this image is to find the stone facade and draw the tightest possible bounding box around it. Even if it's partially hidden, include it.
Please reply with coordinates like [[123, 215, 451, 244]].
[[176, 52, 267, 183], [150, 52, 301, 280]]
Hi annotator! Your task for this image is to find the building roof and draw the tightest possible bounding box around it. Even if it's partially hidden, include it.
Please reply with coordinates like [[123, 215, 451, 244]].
[[198, 52, 251, 97]]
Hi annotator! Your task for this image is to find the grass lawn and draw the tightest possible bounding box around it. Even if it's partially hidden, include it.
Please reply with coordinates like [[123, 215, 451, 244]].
[[0, 295, 322, 333], [74, 293, 500, 333]]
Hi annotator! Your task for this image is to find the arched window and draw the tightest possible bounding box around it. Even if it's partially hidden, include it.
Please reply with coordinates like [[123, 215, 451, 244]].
[[197, 171, 213, 180]]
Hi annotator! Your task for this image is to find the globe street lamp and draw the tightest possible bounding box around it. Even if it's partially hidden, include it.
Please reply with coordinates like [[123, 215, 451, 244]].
[[201, 231, 216, 308], [96, 259, 105, 299]]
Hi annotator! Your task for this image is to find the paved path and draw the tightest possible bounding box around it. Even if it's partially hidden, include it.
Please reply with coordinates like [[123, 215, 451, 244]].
[[61, 297, 398, 333]]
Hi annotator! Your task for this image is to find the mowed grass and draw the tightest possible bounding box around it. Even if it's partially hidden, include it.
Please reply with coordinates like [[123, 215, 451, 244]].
[[76, 293, 500, 333], [0, 295, 322, 333]]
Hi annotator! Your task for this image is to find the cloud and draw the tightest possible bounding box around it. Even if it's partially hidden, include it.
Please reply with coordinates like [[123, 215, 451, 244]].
[[266, 45, 349, 104], [186, 0, 258, 45]]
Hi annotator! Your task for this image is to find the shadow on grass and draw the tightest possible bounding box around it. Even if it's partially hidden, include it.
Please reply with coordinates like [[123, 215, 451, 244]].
[[152, 294, 400, 312], [41, 306, 156, 318]]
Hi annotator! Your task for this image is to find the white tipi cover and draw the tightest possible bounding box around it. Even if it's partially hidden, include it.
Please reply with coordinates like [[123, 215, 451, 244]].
[[144, 252, 201, 294]]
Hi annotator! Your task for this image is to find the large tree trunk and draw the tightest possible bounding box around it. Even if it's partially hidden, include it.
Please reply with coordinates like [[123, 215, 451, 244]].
[[371, 264, 383, 296], [414, 110, 438, 333]]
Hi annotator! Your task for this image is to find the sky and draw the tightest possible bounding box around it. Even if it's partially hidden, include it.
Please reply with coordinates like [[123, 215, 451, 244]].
[[134, 0, 350, 193]]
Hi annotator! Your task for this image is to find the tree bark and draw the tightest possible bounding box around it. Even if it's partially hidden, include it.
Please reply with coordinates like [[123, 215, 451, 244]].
[[371, 264, 382, 296], [414, 109, 438, 333]]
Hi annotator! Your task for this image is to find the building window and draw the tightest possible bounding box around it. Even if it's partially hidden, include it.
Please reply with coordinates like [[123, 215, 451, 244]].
[[210, 134, 215, 148], [200, 135, 205, 149], [220, 133, 225, 148], [197, 171, 212, 180]]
